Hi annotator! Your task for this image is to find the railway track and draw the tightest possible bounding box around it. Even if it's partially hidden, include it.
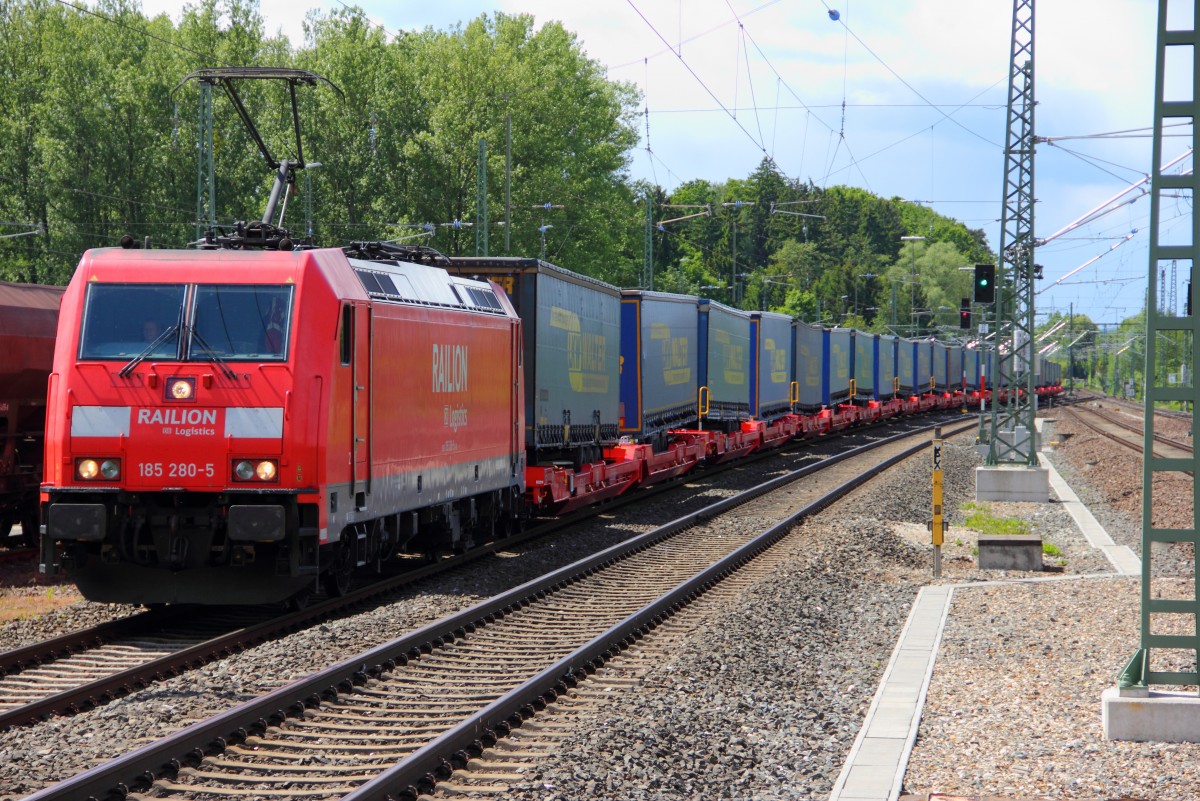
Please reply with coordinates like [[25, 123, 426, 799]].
[[1102, 392, 1193, 423], [1060, 404, 1193, 463], [25, 418, 973, 801], [0, 411, 961, 735]]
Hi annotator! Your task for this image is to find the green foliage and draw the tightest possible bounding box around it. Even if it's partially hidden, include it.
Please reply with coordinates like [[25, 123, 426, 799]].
[[0, 4, 994, 311], [960, 501, 1031, 537], [1042, 542, 1062, 557]]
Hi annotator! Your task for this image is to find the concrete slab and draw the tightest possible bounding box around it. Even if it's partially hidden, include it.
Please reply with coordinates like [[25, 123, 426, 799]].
[[1103, 687, 1200, 741], [977, 534, 1043, 571], [849, 738, 906, 766], [975, 464, 1050, 503]]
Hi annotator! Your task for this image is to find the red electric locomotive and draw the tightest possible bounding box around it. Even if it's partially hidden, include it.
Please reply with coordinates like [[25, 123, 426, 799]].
[[40, 246, 524, 605], [1, 281, 64, 546]]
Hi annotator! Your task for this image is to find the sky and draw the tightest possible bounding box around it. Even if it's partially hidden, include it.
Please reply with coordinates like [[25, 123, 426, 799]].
[[137, 0, 1179, 329]]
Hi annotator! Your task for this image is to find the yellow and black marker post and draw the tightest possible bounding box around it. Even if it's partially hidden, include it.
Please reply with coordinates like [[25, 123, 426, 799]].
[[930, 426, 944, 578]]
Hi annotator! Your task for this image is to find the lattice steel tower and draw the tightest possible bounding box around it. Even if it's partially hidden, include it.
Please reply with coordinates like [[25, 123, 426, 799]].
[[986, 0, 1039, 467], [1119, 3, 1200, 694]]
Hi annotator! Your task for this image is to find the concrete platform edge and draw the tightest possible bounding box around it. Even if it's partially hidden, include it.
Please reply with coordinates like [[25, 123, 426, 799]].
[[828, 584, 954, 801], [1036, 452, 1141, 575]]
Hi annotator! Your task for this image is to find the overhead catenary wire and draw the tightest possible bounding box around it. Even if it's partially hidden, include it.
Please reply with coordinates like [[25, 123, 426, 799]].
[[625, 0, 768, 158]]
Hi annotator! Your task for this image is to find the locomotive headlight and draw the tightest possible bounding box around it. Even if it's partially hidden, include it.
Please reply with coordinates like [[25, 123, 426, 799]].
[[76, 458, 120, 481], [233, 459, 278, 482]]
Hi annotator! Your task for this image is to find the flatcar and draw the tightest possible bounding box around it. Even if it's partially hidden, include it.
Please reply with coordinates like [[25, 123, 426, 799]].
[[40, 246, 523, 605], [0, 281, 63, 546]]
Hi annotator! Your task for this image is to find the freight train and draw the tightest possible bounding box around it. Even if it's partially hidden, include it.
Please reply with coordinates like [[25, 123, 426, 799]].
[[37, 241, 1061, 606], [1, 281, 64, 547]]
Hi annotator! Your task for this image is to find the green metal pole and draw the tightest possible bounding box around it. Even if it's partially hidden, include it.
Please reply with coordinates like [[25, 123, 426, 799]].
[[476, 139, 487, 257]]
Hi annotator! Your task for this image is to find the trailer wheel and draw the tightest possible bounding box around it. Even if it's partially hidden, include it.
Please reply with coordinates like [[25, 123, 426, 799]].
[[322, 532, 354, 597]]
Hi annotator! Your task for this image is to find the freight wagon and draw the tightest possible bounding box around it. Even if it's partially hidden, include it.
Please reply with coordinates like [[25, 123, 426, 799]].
[[445, 257, 621, 467], [1, 281, 63, 546]]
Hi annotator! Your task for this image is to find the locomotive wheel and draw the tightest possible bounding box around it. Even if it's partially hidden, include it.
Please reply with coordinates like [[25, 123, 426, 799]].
[[322, 534, 354, 597]]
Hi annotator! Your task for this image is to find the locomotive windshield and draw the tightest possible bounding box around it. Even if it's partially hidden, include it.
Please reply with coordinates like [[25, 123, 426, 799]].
[[79, 283, 185, 359], [193, 285, 292, 360], [79, 283, 293, 362]]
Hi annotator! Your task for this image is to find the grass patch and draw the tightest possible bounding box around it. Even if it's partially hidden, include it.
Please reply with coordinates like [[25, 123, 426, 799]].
[[1043, 542, 1062, 557], [960, 501, 1031, 537]]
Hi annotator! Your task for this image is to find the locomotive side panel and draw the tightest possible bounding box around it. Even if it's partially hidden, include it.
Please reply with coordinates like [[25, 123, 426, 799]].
[[619, 291, 699, 440], [751, 311, 793, 419], [361, 301, 521, 526], [794, 321, 824, 411], [698, 300, 751, 423]]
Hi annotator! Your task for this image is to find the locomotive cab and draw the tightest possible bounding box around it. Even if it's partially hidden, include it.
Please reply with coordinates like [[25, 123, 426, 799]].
[[41, 246, 526, 606], [40, 250, 320, 604]]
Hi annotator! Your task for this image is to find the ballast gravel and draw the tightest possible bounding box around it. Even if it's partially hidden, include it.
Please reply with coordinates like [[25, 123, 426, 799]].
[[3, 408, 1178, 800], [0, 424, 912, 799]]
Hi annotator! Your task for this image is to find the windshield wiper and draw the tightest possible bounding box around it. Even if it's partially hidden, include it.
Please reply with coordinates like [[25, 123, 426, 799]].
[[118, 324, 180, 378], [189, 328, 238, 380]]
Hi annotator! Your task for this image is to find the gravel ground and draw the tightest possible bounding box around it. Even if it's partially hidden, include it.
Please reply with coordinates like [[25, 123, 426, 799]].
[[904, 399, 1200, 800], [0, 426, 903, 800], [501, 407, 1196, 801], [501, 431, 1095, 801], [5, 407, 1171, 801]]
